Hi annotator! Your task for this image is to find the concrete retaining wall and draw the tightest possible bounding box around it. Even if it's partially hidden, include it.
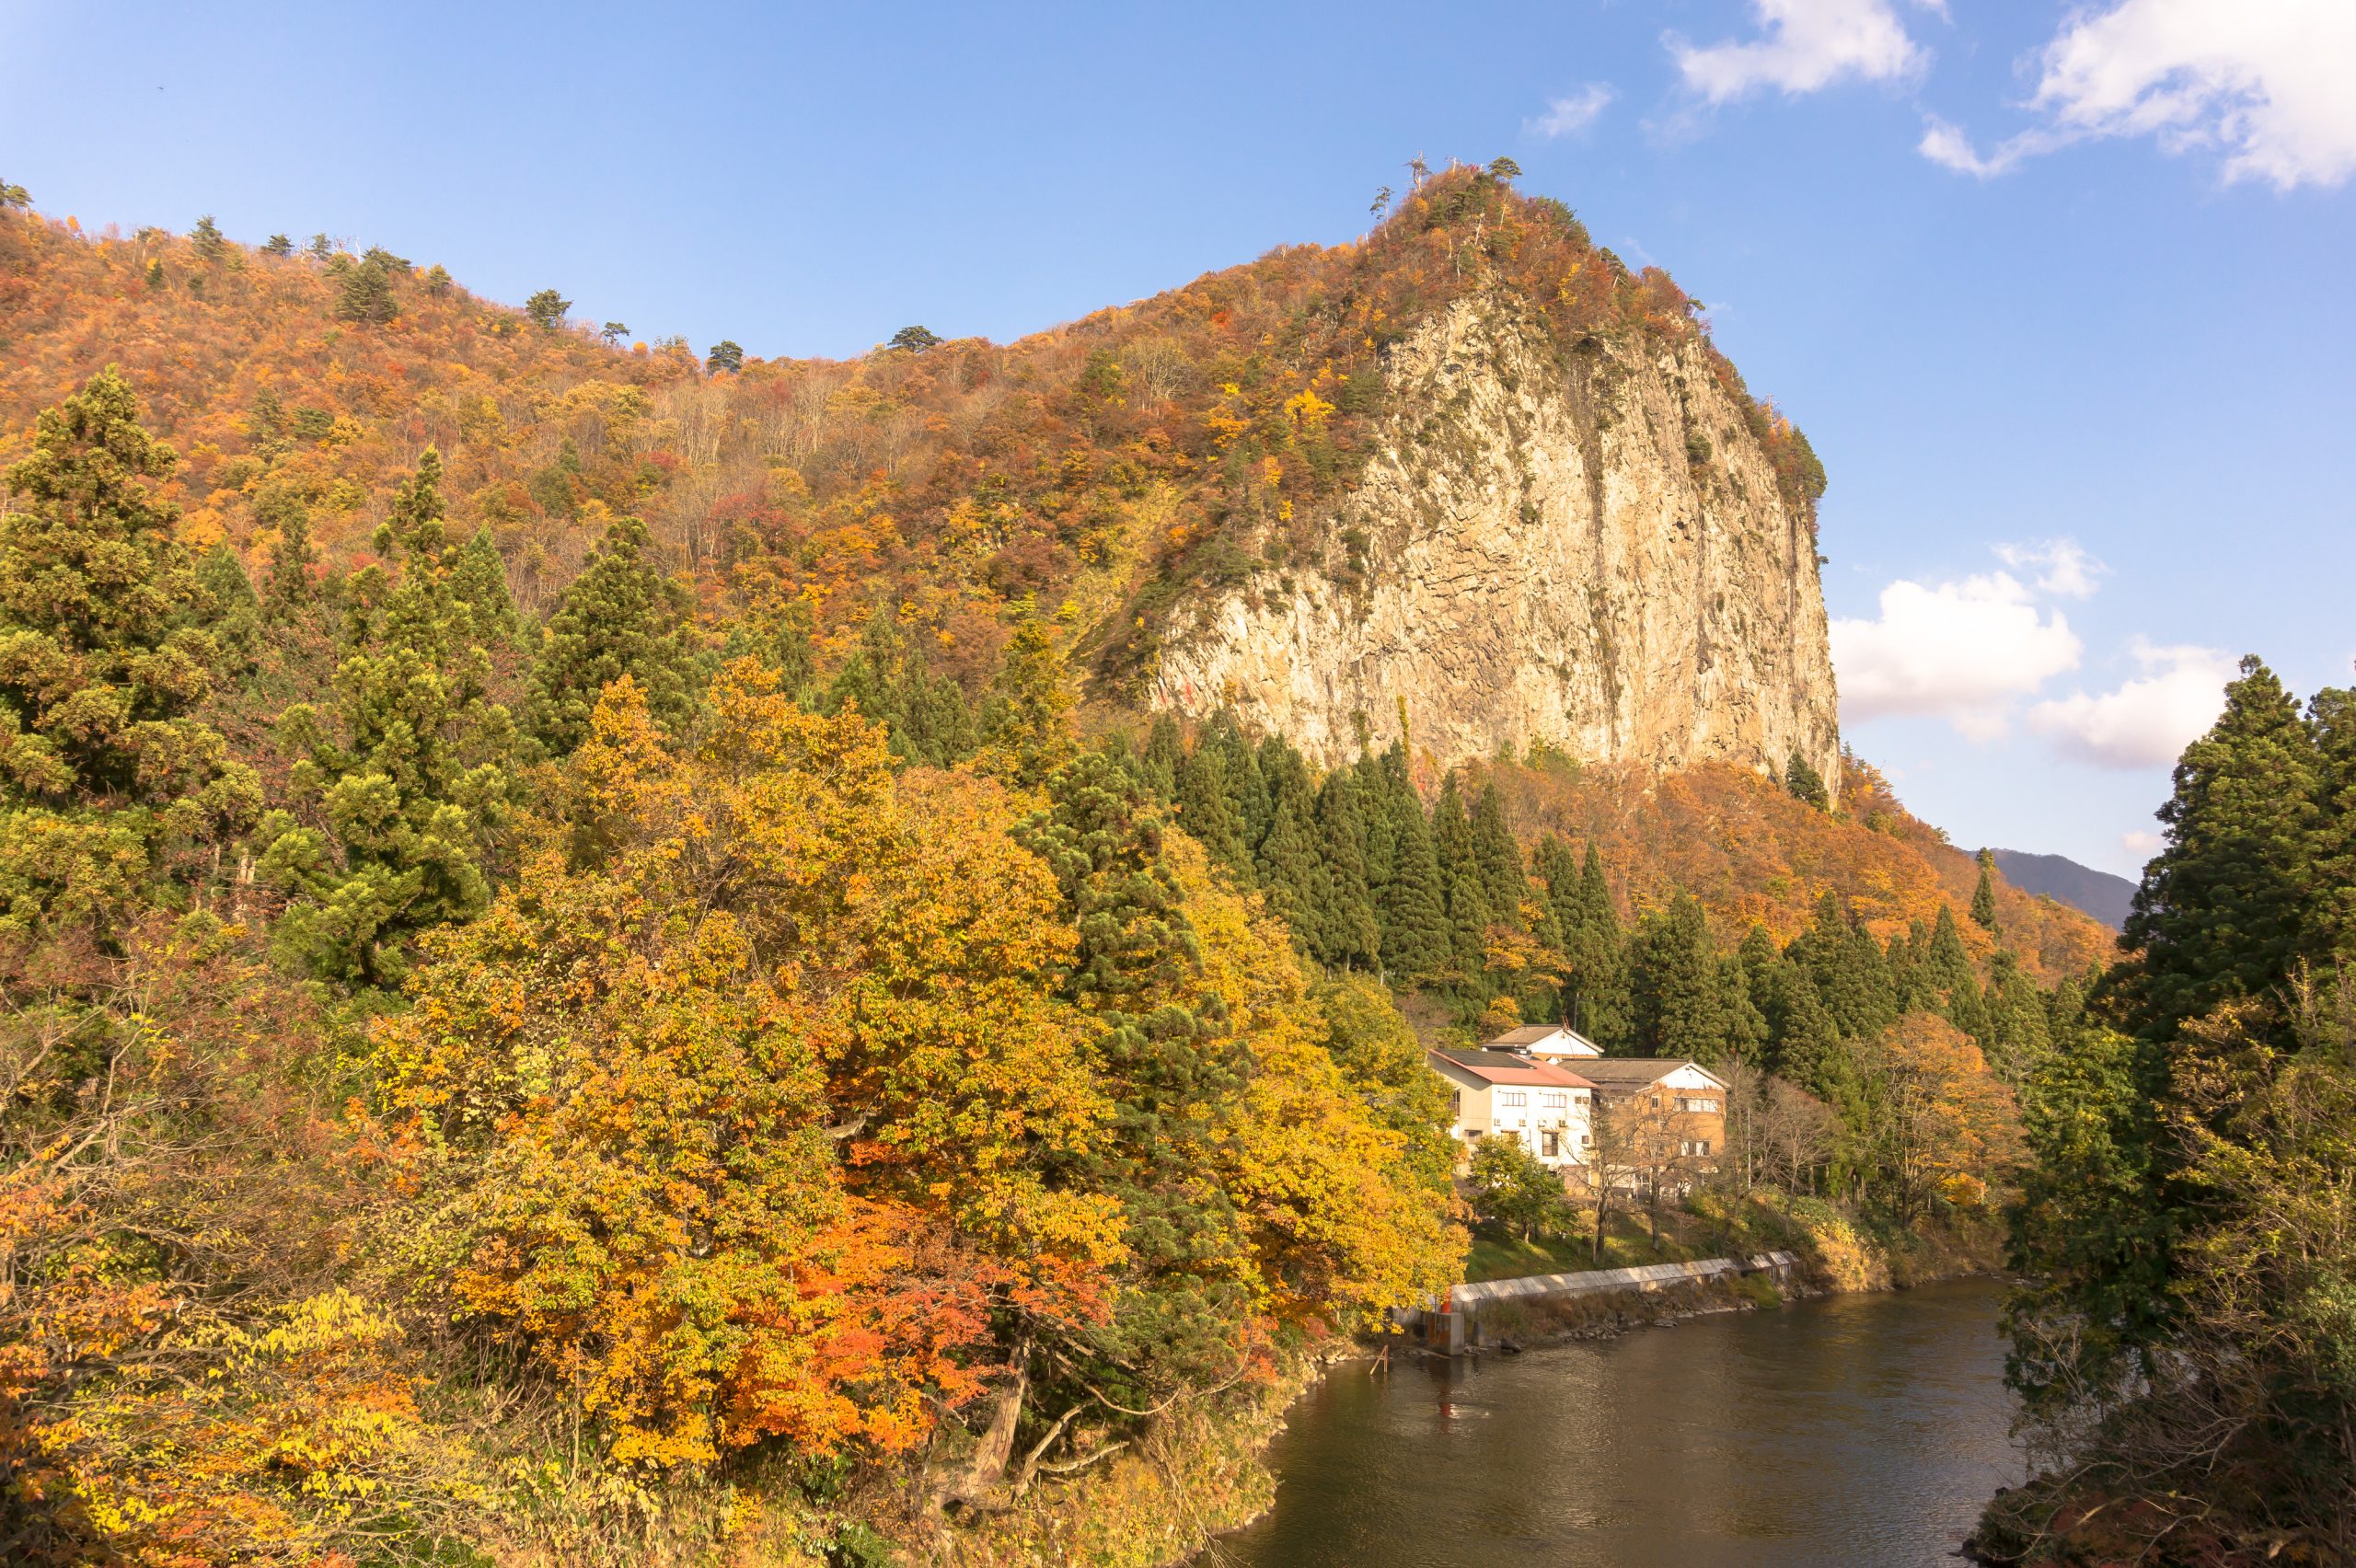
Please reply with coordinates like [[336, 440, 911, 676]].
[[1394, 1251, 1800, 1355], [1451, 1251, 1799, 1308]]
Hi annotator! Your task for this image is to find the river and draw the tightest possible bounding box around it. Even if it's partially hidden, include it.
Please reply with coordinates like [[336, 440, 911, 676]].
[[1199, 1278, 2019, 1568]]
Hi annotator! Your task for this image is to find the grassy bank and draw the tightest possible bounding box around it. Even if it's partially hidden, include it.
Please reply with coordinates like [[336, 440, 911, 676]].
[[1465, 1187, 2005, 1292]]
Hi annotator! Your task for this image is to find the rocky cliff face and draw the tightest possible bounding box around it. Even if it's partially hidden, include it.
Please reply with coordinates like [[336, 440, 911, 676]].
[[1145, 294, 1842, 793]]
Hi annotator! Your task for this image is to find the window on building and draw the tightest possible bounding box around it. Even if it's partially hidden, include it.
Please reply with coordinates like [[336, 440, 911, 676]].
[[1580, 1133, 1593, 1148], [1542, 1129, 1561, 1158], [1680, 1138, 1715, 1158], [1539, 1090, 1568, 1111], [1497, 1089, 1528, 1107], [1676, 1096, 1721, 1114]]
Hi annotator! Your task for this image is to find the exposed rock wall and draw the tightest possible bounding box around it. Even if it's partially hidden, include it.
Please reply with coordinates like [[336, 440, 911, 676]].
[[1145, 295, 1842, 793]]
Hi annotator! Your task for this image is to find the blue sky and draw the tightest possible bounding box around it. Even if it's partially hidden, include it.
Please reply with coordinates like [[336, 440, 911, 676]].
[[6, 0, 2352, 877]]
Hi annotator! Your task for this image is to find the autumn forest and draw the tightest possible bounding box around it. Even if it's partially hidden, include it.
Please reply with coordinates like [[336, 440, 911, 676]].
[[3, 162, 2345, 1567]]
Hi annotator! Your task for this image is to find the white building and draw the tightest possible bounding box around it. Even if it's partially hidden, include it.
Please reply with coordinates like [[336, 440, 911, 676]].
[[1478, 1023, 1604, 1064], [1426, 1047, 1598, 1170]]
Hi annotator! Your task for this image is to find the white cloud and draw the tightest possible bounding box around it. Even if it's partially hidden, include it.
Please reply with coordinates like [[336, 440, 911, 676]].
[[1528, 84, 1616, 139], [1995, 537, 2106, 598], [1918, 115, 2073, 178], [1923, 0, 2356, 189], [1831, 569, 2082, 736], [2122, 828, 2164, 858], [2027, 639, 2238, 768], [1669, 0, 1934, 104]]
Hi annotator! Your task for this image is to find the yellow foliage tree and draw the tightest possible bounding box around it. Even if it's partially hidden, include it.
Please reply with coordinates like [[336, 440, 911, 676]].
[[375, 664, 1124, 1470]]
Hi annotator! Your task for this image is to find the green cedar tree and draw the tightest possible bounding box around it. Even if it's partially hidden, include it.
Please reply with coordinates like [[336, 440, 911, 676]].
[[525, 516, 695, 756], [2121, 657, 2321, 1039]]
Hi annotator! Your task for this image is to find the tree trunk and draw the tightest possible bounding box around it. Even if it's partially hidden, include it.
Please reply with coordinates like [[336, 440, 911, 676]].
[[961, 1336, 1031, 1501]]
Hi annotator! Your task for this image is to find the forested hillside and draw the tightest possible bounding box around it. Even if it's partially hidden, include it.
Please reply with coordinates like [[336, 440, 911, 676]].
[[0, 177, 2114, 1566], [0, 165, 1823, 697]]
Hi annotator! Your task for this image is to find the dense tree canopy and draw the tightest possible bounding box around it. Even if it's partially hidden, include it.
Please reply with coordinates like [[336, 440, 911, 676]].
[[0, 206, 2111, 1568], [1992, 653, 2356, 1563]]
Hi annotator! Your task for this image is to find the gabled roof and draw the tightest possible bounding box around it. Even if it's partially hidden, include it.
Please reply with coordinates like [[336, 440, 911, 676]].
[[1480, 1023, 1602, 1056], [1427, 1047, 1598, 1089], [1571, 1058, 1729, 1093]]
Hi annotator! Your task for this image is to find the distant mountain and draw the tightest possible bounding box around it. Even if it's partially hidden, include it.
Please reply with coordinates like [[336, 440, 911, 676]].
[[1993, 848, 2137, 932]]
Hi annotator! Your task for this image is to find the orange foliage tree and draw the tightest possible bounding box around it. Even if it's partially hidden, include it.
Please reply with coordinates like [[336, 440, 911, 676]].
[[372, 665, 1124, 1470], [1865, 1012, 2025, 1219]]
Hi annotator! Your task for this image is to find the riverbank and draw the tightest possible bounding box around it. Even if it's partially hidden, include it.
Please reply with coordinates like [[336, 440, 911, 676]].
[[1206, 1280, 2020, 1568], [912, 1288, 1768, 1568], [897, 1193, 2004, 1567]]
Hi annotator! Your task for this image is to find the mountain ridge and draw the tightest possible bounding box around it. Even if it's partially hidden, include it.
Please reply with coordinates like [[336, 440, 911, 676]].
[[0, 167, 1835, 790], [1992, 847, 2137, 931]]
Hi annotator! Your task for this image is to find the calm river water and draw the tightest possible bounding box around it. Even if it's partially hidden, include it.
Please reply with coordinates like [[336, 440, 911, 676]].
[[1200, 1278, 2019, 1568]]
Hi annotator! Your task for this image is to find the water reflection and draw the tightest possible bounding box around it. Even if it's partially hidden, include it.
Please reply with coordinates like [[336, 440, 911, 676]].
[[1201, 1279, 2018, 1568]]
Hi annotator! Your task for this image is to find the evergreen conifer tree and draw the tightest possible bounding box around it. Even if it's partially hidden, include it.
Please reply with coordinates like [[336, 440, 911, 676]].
[[2306, 685, 2356, 963], [525, 515, 695, 756], [1430, 772, 1490, 986], [1470, 781, 1530, 928], [453, 527, 516, 642], [258, 448, 519, 983], [1925, 905, 1987, 1038], [768, 595, 825, 697], [1253, 759, 1321, 940], [2121, 657, 2322, 1038], [1784, 749, 1829, 810], [260, 490, 318, 620], [1534, 835, 1580, 942], [333, 251, 400, 325], [1138, 713, 1184, 801], [1971, 848, 2000, 930], [1718, 953, 1768, 1066], [1630, 892, 1723, 1060], [1311, 767, 1381, 968], [1737, 923, 1780, 1015], [1204, 714, 1269, 853], [1175, 741, 1249, 875], [1841, 916, 1902, 1040], [1374, 755, 1450, 980], [1256, 734, 1311, 825], [824, 607, 980, 767], [1981, 948, 2053, 1085], [1357, 750, 1403, 893], [1561, 842, 1632, 1044], [1793, 893, 1898, 1041], [196, 544, 260, 666], [1016, 753, 1251, 1365], [1762, 958, 1844, 1091], [1888, 921, 1933, 1013], [0, 369, 259, 935]]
